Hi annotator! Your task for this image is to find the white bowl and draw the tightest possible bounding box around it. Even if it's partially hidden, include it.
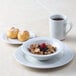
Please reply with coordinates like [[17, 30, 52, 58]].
[[21, 37, 64, 60]]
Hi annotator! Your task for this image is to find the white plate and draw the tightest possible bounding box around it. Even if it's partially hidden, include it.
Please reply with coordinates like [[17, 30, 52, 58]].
[[0, 31, 36, 44], [14, 44, 74, 69]]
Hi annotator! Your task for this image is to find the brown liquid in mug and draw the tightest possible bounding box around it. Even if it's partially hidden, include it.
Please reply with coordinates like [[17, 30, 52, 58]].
[[52, 18, 64, 21]]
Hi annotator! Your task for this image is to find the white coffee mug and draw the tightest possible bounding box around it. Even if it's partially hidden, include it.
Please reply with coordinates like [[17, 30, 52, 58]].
[[49, 14, 72, 40]]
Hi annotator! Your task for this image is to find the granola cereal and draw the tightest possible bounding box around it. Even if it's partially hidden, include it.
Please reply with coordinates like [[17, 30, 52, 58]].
[[28, 43, 56, 55]]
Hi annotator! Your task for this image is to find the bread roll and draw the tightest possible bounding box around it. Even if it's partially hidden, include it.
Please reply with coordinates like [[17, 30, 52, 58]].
[[18, 31, 30, 42], [7, 27, 19, 39]]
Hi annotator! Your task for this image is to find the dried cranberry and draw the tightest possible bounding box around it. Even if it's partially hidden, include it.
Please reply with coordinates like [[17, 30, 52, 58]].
[[38, 43, 48, 52], [40, 43, 46, 49]]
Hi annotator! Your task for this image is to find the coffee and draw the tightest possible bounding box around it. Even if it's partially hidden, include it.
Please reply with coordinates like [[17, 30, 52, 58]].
[[52, 18, 64, 21]]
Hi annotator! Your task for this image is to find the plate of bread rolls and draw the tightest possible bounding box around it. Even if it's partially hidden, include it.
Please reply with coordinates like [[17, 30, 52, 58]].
[[0, 27, 36, 44]]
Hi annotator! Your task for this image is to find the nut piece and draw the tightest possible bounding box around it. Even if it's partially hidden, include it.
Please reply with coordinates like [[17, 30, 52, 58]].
[[34, 48, 40, 53]]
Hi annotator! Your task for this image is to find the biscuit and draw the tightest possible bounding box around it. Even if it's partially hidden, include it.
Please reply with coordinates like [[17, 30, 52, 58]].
[[18, 31, 30, 42], [7, 27, 19, 39]]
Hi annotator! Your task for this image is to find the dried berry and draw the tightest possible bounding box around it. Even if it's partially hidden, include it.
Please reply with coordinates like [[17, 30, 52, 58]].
[[40, 43, 46, 49]]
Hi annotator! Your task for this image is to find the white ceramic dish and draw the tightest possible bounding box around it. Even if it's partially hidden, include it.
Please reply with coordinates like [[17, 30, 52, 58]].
[[0, 31, 36, 44], [14, 44, 74, 69], [21, 37, 64, 60]]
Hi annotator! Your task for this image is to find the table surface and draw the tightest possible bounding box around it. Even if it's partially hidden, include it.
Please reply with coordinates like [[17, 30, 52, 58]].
[[0, 0, 76, 76]]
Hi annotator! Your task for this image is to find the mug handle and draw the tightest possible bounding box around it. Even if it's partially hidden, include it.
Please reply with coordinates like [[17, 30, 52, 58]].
[[66, 21, 72, 34]]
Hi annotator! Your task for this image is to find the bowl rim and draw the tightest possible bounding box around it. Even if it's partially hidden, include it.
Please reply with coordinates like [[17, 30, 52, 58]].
[[22, 37, 64, 57]]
